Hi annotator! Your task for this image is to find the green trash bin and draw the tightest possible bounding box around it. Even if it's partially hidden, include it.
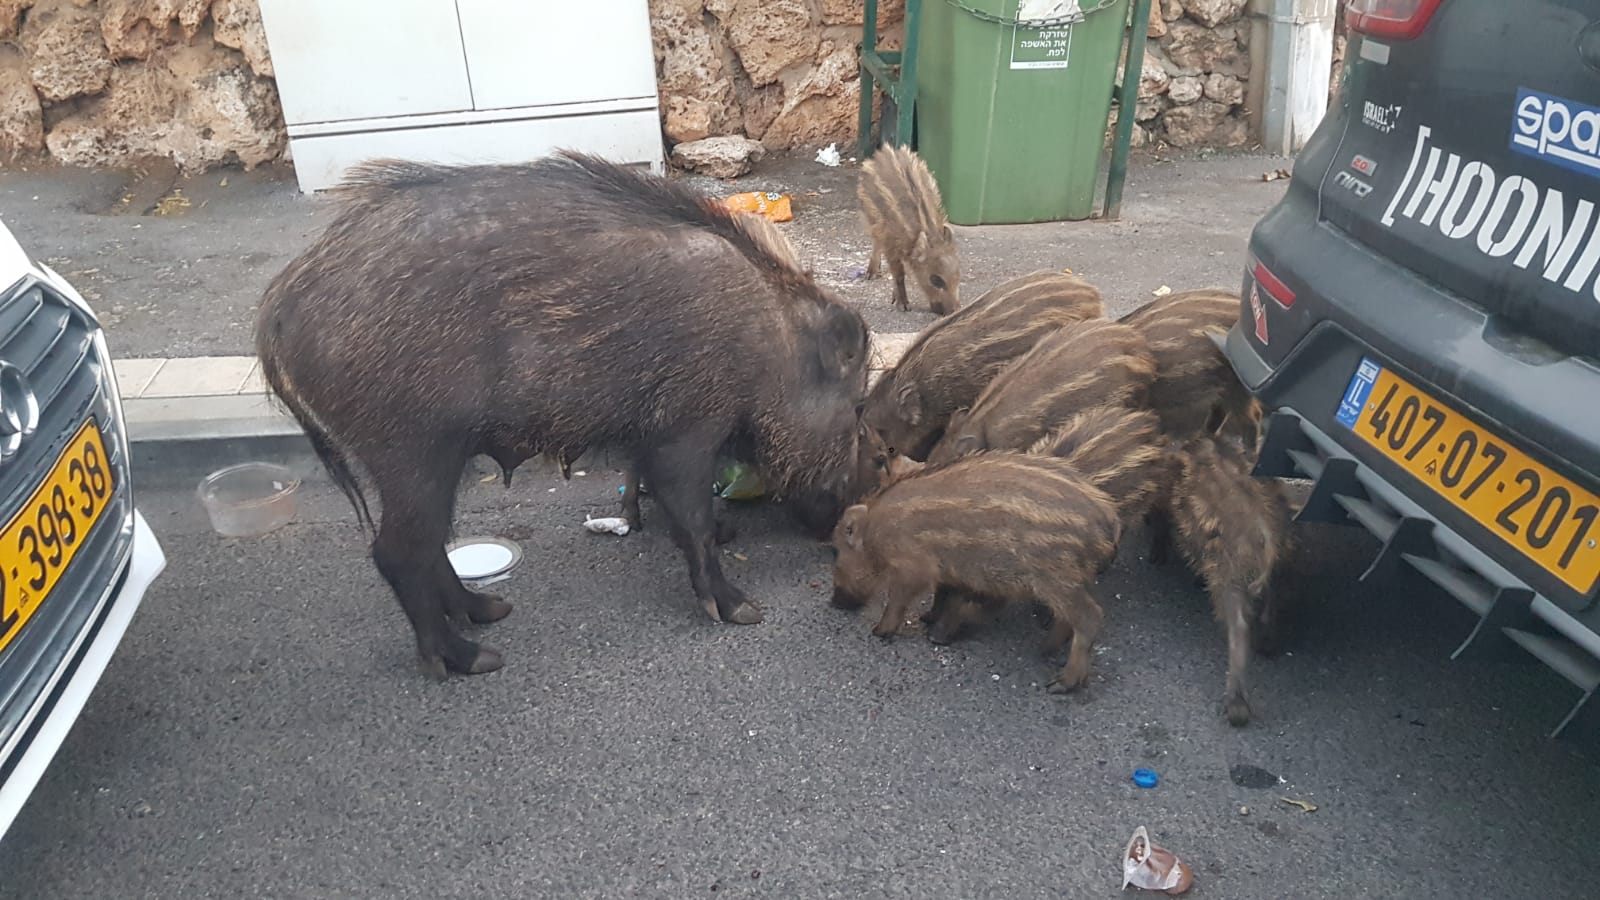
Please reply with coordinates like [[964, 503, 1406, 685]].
[[914, 0, 1131, 225]]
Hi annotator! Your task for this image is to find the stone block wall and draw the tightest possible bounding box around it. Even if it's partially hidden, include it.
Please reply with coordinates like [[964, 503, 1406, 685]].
[[1121, 0, 1252, 149], [1, 0, 282, 171], [2, 0, 1337, 175]]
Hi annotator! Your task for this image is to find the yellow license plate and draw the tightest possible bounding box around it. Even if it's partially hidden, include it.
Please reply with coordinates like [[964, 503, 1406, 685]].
[[1336, 358, 1600, 595], [0, 419, 116, 656]]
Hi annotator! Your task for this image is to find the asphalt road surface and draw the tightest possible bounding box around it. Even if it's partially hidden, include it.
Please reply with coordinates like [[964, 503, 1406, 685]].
[[1, 456, 1597, 899]]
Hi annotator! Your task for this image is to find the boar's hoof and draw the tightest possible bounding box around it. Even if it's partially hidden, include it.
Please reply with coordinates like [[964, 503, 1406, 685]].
[[719, 599, 764, 625], [1225, 695, 1252, 727], [417, 644, 504, 679], [1046, 672, 1088, 694], [460, 594, 514, 625], [871, 618, 902, 640]]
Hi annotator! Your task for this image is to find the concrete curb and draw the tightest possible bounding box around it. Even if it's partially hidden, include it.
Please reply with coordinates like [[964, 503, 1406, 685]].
[[121, 332, 921, 471]]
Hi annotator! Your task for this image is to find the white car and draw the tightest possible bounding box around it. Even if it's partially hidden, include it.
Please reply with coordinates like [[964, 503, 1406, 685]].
[[0, 217, 167, 841]]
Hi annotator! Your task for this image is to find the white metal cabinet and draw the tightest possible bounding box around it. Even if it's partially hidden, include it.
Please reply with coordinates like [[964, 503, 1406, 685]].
[[256, 0, 665, 193], [454, 1, 659, 110]]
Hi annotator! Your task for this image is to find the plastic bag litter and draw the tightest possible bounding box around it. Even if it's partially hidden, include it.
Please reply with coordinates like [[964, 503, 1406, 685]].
[[815, 143, 842, 167], [1121, 826, 1194, 894], [583, 516, 632, 536], [714, 459, 767, 501], [724, 191, 794, 222]]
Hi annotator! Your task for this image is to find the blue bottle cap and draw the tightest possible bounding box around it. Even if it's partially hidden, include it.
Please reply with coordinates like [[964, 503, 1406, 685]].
[[1132, 768, 1159, 788]]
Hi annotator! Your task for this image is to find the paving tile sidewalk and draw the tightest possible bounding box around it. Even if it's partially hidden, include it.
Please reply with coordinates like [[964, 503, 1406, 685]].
[[119, 332, 922, 446]]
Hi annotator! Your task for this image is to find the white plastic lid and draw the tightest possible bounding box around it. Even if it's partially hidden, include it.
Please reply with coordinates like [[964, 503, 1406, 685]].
[[446, 538, 521, 580]]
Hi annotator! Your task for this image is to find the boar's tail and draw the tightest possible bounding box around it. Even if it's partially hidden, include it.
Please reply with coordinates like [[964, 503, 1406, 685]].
[[256, 336, 376, 537]]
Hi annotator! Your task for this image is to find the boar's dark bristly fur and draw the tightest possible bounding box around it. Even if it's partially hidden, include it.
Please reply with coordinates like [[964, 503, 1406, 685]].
[[858, 145, 960, 314], [1117, 289, 1261, 447], [1160, 433, 1294, 726], [863, 271, 1105, 462], [924, 319, 1158, 467], [256, 150, 870, 678], [829, 452, 1122, 693]]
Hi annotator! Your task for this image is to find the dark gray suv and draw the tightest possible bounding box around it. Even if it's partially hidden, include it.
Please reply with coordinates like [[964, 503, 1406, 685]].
[[1223, 0, 1600, 738]]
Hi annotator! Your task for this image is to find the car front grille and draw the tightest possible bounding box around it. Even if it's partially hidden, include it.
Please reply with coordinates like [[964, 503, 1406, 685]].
[[0, 275, 134, 768]]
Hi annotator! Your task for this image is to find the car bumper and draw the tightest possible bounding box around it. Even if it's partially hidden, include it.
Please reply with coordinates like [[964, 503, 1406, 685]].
[[0, 509, 166, 840], [1224, 205, 1600, 739]]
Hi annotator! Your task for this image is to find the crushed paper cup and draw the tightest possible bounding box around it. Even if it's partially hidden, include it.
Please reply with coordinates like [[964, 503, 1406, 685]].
[[815, 143, 842, 167], [1121, 826, 1194, 894], [583, 515, 632, 536]]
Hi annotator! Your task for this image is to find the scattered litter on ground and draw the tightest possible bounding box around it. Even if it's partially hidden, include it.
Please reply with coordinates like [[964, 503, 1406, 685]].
[[848, 265, 868, 280], [815, 143, 842, 167], [1261, 168, 1292, 182], [730, 551, 749, 562], [1152, 285, 1172, 297], [1132, 768, 1160, 788], [479, 473, 498, 483], [1279, 797, 1318, 813], [1238, 806, 1250, 816], [152, 189, 191, 216], [1121, 826, 1194, 895], [715, 460, 767, 500], [724, 191, 794, 222], [219, 177, 229, 188], [1062, 267, 1074, 274], [583, 515, 632, 536]]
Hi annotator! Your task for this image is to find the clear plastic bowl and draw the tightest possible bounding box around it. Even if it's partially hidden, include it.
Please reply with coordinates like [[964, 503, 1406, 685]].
[[197, 462, 301, 537]]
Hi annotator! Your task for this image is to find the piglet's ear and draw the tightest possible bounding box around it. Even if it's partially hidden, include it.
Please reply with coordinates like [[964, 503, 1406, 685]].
[[837, 504, 870, 551], [896, 382, 923, 426]]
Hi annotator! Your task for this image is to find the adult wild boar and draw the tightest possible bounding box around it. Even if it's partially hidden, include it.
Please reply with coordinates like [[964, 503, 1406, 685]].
[[255, 151, 870, 678]]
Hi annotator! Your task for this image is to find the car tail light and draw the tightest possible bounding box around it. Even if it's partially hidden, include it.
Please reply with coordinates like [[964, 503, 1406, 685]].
[[1344, 0, 1444, 41], [1252, 259, 1296, 308]]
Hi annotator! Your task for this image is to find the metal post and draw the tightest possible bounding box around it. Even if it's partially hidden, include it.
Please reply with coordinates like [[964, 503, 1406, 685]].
[[1104, 0, 1151, 221], [895, 0, 922, 150], [858, 0, 881, 159]]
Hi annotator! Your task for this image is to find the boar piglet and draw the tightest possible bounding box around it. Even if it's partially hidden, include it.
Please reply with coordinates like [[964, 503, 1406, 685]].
[[1117, 289, 1262, 448], [1027, 404, 1175, 525], [858, 145, 961, 314], [256, 150, 869, 678], [864, 271, 1105, 463], [829, 452, 1122, 693], [1156, 433, 1294, 726], [919, 404, 1172, 644], [925, 319, 1158, 467]]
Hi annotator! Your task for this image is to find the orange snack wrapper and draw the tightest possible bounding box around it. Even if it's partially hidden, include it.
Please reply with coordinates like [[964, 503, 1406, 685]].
[[723, 191, 794, 223]]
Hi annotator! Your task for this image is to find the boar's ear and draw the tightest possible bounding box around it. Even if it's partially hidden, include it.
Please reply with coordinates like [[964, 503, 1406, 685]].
[[817, 303, 868, 381], [952, 432, 983, 458], [895, 382, 923, 426], [837, 503, 870, 551], [941, 222, 955, 245]]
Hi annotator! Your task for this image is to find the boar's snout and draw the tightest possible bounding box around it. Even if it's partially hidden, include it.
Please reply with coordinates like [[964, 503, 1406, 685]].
[[830, 583, 868, 610]]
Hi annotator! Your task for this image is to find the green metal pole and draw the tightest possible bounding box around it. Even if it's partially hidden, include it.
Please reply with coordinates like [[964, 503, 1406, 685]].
[[858, 0, 881, 159], [896, 0, 922, 149], [1104, 0, 1152, 221]]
